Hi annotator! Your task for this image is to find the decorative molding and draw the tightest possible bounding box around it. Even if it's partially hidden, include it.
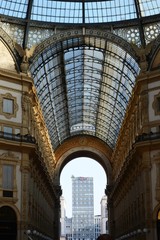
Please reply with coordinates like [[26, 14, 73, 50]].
[[31, 29, 138, 61], [55, 135, 112, 162], [0, 151, 19, 160], [0, 92, 19, 119]]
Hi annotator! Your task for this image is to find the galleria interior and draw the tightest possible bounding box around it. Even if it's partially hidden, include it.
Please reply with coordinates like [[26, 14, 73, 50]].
[[0, 1, 160, 240]]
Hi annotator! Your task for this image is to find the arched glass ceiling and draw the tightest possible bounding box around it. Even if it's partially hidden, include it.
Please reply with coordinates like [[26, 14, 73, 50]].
[[30, 37, 140, 149], [0, 0, 160, 24]]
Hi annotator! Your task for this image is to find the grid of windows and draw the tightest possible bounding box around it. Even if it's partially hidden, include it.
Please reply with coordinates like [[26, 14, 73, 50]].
[[72, 176, 95, 240], [1, 0, 160, 24], [30, 37, 140, 149], [1, 0, 159, 151]]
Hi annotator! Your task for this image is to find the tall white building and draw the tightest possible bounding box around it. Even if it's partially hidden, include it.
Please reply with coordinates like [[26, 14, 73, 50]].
[[72, 176, 95, 240], [100, 195, 108, 234], [60, 196, 67, 237], [60, 196, 72, 240]]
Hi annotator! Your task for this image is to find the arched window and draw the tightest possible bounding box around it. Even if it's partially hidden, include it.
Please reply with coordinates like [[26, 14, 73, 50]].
[[0, 206, 17, 240]]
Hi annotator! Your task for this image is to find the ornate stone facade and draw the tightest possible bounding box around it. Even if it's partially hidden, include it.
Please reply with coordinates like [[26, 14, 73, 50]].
[[0, 24, 160, 240]]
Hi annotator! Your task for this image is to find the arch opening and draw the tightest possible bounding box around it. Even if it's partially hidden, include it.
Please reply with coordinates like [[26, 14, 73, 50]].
[[60, 157, 108, 239], [0, 206, 17, 240]]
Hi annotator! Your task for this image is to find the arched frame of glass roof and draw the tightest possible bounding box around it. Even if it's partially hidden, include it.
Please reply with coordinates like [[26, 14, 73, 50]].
[[0, 0, 160, 49], [0, 1, 159, 151], [30, 31, 140, 150]]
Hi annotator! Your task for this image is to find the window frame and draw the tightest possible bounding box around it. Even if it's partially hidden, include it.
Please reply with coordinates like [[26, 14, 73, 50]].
[[0, 155, 18, 200], [0, 93, 18, 119]]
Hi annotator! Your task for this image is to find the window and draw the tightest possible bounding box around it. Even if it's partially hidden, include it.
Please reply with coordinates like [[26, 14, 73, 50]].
[[4, 126, 13, 134], [3, 126, 13, 139], [0, 93, 18, 119], [2, 165, 14, 197], [3, 98, 14, 114], [157, 97, 160, 112], [153, 93, 160, 115]]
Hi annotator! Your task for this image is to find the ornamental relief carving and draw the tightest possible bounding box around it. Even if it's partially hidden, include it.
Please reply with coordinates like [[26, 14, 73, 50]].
[[22, 93, 31, 112], [55, 135, 112, 161], [0, 151, 20, 160], [32, 29, 137, 62]]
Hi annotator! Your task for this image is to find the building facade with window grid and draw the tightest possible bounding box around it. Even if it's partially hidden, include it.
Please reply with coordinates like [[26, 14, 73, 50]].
[[72, 176, 95, 240]]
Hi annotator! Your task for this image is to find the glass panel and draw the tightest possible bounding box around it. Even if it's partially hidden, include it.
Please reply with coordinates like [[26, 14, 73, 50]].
[[31, 0, 83, 23], [1, 0, 159, 23], [30, 37, 140, 149], [3, 98, 14, 114], [85, 0, 136, 23], [139, 0, 160, 17], [0, 0, 28, 18], [4, 127, 13, 134], [2, 165, 13, 190], [3, 127, 13, 139]]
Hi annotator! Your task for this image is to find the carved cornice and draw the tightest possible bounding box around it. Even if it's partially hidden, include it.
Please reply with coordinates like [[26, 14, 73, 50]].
[[31, 88, 56, 179], [0, 151, 19, 160]]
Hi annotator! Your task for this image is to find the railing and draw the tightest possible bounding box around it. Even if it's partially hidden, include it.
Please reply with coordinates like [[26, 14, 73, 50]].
[[135, 131, 160, 142], [0, 131, 36, 144]]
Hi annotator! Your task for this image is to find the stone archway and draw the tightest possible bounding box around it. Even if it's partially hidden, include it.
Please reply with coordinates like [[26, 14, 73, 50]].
[[0, 206, 17, 240], [54, 135, 113, 186], [0, 27, 21, 71], [53, 135, 113, 238]]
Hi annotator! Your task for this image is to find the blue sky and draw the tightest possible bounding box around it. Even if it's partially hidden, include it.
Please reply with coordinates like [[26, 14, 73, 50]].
[[60, 157, 107, 218]]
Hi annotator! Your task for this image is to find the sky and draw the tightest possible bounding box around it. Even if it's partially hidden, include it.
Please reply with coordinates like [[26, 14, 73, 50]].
[[60, 157, 107, 218]]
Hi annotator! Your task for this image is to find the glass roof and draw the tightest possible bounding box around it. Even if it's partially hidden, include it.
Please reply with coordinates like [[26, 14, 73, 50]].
[[0, 0, 160, 24], [30, 37, 140, 149], [1, 0, 159, 150]]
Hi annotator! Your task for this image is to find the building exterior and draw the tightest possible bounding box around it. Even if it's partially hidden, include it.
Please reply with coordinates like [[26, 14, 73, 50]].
[[72, 176, 95, 240], [0, 1, 160, 240], [94, 215, 101, 240], [100, 196, 108, 234], [60, 196, 72, 240], [65, 217, 72, 240], [60, 196, 67, 238]]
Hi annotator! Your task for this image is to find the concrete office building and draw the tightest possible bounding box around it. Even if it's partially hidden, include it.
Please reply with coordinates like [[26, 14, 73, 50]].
[[65, 217, 72, 240], [72, 176, 95, 240], [0, 1, 160, 240], [94, 215, 101, 240]]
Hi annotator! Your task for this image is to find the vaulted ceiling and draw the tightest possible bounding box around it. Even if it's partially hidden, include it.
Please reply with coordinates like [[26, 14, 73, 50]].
[[0, 0, 160, 150]]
